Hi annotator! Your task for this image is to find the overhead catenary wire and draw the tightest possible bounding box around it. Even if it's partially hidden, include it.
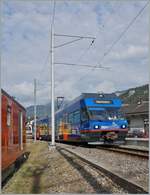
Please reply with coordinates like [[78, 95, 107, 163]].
[[76, 39, 95, 63], [36, 1, 149, 99], [52, 40, 97, 94], [55, 3, 114, 82], [54, 38, 96, 87], [97, 1, 149, 65], [54, 37, 83, 49], [58, 2, 120, 82], [54, 62, 110, 69], [53, 3, 121, 86], [53, 34, 96, 91], [54, 33, 96, 39], [77, 1, 149, 83]]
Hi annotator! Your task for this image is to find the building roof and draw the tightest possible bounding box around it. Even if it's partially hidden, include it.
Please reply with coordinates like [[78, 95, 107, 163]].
[[121, 102, 149, 115], [1, 89, 26, 111]]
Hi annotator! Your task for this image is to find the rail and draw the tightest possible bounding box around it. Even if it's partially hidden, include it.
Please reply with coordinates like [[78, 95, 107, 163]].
[[56, 145, 148, 193], [96, 145, 149, 158]]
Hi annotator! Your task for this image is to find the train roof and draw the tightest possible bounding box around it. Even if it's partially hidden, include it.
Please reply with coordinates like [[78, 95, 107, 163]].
[[1, 89, 26, 111], [81, 93, 117, 98], [56, 92, 118, 114], [66, 93, 117, 105], [37, 116, 50, 122]]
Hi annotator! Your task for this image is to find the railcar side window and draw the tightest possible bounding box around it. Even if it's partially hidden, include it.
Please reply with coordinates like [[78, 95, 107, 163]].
[[74, 110, 80, 123], [63, 113, 68, 123], [57, 118, 62, 128], [81, 108, 88, 122], [7, 106, 11, 126], [68, 113, 74, 124]]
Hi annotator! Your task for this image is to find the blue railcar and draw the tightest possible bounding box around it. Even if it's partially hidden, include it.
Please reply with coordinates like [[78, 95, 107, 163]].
[[36, 117, 51, 141], [55, 93, 128, 145]]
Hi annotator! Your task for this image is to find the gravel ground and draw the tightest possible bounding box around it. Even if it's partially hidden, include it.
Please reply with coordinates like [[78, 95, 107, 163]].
[[119, 145, 149, 151], [2, 141, 126, 193], [58, 143, 149, 192]]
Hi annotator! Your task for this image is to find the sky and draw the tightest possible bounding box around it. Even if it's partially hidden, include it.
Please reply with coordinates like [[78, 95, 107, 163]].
[[1, 0, 149, 107]]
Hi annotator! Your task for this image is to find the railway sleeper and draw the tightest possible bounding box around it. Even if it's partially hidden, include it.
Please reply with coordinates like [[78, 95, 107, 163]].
[[57, 146, 148, 194]]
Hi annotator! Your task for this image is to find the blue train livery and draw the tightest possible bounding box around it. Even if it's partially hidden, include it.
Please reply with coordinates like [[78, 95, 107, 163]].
[[36, 117, 51, 140], [55, 93, 128, 144]]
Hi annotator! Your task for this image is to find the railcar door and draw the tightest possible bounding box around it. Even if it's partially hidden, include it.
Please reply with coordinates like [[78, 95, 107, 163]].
[[18, 111, 23, 150], [7, 105, 13, 146]]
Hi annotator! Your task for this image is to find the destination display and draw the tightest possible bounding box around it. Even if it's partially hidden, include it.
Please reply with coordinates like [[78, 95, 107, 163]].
[[94, 100, 112, 104]]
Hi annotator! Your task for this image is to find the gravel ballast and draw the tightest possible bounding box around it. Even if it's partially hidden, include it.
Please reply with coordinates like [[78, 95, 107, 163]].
[[2, 141, 128, 193], [58, 143, 149, 192]]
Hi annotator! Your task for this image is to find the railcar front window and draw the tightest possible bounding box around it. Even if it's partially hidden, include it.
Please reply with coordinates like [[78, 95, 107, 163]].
[[107, 110, 125, 120], [89, 110, 125, 120], [89, 110, 107, 120]]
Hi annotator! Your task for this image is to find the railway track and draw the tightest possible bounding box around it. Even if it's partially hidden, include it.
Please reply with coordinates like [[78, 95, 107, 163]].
[[64, 142, 149, 158], [56, 145, 148, 194], [96, 145, 149, 158], [96, 146, 149, 159]]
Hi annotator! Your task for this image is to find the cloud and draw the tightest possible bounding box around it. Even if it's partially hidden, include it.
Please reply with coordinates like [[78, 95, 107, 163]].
[[91, 80, 116, 93], [1, 0, 149, 107], [110, 45, 148, 61], [7, 82, 34, 106]]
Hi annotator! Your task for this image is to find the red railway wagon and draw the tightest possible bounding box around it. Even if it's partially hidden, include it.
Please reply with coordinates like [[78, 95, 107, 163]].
[[1, 89, 26, 181]]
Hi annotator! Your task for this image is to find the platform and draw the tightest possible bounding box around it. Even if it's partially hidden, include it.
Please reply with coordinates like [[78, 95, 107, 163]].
[[125, 138, 149, 147]]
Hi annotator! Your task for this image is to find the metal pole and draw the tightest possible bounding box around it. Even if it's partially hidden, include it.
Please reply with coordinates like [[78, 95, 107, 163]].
[[51, 10, 55, 146], [51, 0, 55, 146], [34, 78, 37, 142], [0, 54, 1, 151]]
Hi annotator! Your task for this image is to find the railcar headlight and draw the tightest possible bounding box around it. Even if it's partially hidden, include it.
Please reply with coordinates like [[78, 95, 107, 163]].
[[121, 124, 126, 129], [94, 125, 99, 129]]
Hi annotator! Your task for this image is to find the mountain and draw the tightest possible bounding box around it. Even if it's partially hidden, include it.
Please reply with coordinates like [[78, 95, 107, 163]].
[[117, 84, 149, 104], [26, 100, 69, 119], [26, 84, 149, 118], [26, 103, 51, 119]]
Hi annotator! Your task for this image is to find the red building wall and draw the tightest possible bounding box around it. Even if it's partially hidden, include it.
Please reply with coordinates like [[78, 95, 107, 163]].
[[1, 90, 26, 170]]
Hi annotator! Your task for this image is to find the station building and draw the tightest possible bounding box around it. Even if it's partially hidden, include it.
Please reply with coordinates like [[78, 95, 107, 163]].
[[121, 101, 149, 137]]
